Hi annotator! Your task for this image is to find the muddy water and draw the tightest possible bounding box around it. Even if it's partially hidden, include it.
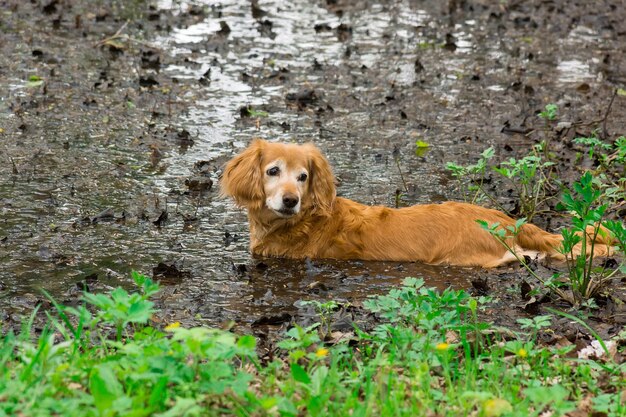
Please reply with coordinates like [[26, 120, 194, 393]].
[[1, 0, 625, 327]]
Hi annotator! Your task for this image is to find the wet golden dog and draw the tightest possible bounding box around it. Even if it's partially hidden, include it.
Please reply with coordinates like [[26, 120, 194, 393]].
[[221, 139, 612, 268]]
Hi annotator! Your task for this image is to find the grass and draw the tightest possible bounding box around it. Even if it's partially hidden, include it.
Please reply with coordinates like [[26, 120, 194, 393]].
[[1, 275, 625, 416]]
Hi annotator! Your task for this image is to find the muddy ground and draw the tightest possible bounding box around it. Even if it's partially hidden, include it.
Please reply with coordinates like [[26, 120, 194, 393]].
[[1, 0, 625, 347]]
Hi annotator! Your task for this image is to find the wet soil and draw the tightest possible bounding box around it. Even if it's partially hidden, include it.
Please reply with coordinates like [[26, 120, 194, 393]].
[[1, 0, 626, 344]]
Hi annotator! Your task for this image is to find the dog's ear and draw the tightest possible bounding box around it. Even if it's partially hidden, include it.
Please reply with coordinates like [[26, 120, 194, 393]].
[[221, 139, 266, 209], [304, 143, 336, 216]]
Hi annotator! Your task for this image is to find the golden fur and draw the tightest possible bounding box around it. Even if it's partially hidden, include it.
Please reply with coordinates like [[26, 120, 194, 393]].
[[221, 139, 613, 268]]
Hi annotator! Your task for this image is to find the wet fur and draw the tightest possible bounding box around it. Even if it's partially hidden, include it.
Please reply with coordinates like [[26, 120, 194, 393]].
[[221, 139, 613, 268]]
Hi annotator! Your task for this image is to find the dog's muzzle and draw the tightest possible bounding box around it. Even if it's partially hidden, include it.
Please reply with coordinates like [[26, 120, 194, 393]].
[[273, 193, 299, 217]]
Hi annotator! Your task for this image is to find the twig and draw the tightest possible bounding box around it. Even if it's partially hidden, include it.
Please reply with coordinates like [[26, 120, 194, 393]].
[[601, 88, 618, 139], [95, 20, 130, 47], [393, 151, 409, 193], [94, 20, 162, 50]]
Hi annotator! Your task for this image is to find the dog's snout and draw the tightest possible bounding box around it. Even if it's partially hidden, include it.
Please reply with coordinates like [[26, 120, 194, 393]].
[[282, 194, 299, 209]]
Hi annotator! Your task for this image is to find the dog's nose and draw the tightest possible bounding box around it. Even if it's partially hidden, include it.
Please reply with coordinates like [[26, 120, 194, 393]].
[[282, 194, 299, 209]]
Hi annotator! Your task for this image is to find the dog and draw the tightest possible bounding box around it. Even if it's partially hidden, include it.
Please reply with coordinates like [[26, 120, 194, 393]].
[[221, 139, 613, 268]]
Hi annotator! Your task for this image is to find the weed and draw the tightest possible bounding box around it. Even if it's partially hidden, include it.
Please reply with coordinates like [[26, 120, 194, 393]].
[[447, 144, 557, 220], [0, 273, 257, 417], [538, 103, 558, 121], [573, 133, 626, 204], [538, 103, 559, 159], [446, 147, 496, 204], [300, 300, 339, 339], [479, 172, 626, 306], [493, 143, 557, 220], [81, 270, 158, 340], [573, 135, 612, 161], [516, 315, 551, 342]]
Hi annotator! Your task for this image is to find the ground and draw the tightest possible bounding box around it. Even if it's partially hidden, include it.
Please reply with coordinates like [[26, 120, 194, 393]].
[[1, 0, 625, 349]]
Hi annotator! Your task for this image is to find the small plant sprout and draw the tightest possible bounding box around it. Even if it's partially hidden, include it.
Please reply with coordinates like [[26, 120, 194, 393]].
[[446, 147, 496, 204], [572, 134, 626, 202], [300, 300, 340, 339], [539, 103, 558, 121], [557, 172, 626, 304], [492, 144, 557, 220], [517, 315, 552, 341], [537, 103, 559, 158], [82, 270, 158, 340], [573, 134, 612, 161], [447, 145, 559, 220]]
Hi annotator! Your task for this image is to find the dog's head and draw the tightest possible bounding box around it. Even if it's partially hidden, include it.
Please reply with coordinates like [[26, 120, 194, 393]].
[[221, 139, 336, 218]]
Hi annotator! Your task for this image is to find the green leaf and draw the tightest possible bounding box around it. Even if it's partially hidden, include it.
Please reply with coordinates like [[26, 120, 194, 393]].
[[110, 287, 130, 303], [290, 363, 311, 384], [259, 396, 279, 410], [231, 371, 253, 396], [26, 75, 44, 88], [539, 103, 558, 120], [310, 366, 328, 396], [481, 147, 495, 159], [148, 376, 169, 410], [415, 140, 430, 157], [514, 218, 527, 230], [247, 108, 269, 117], [237, 334, 256, 352], [127, 301, 154, 323], [83, 292, 114, 310], [402, 277, 425, 289], [476, 219, 489, 230], [277, 397, 299, 416], [154, 398, 202, 417], [89, 364, 124, 412], [307, 395, 325, 416]]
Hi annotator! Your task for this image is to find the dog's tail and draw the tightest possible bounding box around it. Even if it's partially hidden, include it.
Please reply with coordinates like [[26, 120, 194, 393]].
[[515, 223, 615, 260]]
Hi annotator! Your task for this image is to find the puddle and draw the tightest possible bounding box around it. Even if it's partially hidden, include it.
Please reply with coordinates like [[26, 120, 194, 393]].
[[1, 0, 625, 329]]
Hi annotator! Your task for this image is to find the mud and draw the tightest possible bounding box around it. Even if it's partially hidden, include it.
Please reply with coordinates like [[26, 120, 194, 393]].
[[1, 0, 625, 340]]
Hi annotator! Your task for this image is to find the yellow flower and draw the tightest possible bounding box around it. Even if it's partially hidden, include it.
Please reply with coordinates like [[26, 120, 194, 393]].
[[164, 322, 181, 331], [315, 348, 329, 358], [517, 348, 528, 358], [483, 398, 512, 417], [435, 343, 449, 351]]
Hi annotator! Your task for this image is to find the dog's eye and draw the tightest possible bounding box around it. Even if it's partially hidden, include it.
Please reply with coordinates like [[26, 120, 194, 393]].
[[297, 173, 308, 182], [266, 166, 280, 176]]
